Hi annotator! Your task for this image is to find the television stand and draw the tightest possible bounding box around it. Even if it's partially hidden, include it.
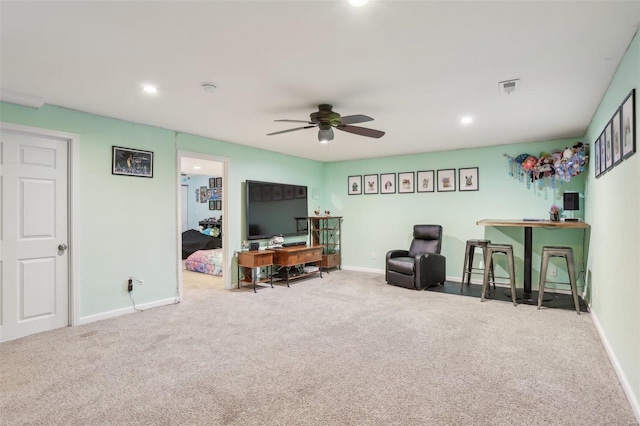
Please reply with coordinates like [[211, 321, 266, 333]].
[[272, 245, 323, 286]]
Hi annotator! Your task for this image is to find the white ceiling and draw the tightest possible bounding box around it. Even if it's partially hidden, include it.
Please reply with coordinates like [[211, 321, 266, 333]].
[[1, 1, 639, 162]]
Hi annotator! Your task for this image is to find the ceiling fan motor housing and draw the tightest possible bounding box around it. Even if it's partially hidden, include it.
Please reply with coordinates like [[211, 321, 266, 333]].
[[311, 104, 342, 126]]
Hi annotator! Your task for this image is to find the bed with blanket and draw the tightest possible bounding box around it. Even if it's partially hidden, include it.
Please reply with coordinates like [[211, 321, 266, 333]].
[[182, 229, 222, 259], [185, 249, 223, 276]]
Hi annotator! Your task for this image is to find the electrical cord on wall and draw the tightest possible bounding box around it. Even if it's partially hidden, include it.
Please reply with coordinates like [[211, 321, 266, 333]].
[[129, 292, 144, 312]]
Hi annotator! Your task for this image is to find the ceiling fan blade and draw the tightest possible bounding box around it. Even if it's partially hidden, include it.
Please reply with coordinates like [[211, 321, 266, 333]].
[[339, 114, 374, 125], [336, 124, 385, 138], [275, 119, 314, 124], [267, 125, 316, 136]]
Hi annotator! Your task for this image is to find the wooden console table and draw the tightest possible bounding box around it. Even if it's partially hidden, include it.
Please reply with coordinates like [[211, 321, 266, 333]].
[[237, 250, 275, 293], [272, 245, 323, 286]]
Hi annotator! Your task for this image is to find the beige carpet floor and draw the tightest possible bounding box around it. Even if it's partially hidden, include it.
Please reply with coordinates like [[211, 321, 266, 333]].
[[1, 270, 637, 425]]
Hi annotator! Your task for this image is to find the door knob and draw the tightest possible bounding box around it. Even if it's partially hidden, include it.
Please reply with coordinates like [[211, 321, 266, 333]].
[[58, 244, 68, 251]]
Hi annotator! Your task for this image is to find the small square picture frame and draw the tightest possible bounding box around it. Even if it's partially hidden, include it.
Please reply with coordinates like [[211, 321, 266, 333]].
[[621, 88, 636, 160], [348, 175, 362, 195], [380, 173, 396, 194], [398, 172, 415, 193], [437, 169, 456, 192], [458, 167, 479, 191], [416, 170, 434, 193], [363, 174, 379, 194]]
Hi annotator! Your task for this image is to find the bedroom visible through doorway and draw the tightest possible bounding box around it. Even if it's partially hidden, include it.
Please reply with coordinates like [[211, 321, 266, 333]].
[[178, 153, 229, 294]]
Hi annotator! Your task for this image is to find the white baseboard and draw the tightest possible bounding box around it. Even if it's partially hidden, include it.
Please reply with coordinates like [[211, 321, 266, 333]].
[[589, 307, 640, 422], [78, 297, 180, 325], [341, 265, 384, 274]]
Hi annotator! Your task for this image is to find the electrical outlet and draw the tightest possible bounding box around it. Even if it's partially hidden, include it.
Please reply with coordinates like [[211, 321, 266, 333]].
[[127, 278, 133, 292], [550, 268, 557, 277]]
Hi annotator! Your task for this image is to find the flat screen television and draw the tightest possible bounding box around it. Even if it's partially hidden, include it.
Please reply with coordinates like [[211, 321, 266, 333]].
[[245, 180, 308, 240]]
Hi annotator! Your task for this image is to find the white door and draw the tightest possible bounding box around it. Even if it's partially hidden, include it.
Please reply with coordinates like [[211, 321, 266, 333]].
[[181, 184, 189, 232], [0, 130, 69, 342]]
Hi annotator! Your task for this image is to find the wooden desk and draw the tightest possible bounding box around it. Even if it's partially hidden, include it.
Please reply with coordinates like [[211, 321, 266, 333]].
[[477, 219, 590, 302], [272, 245, 323, 286], [237, 250, 275, 293]]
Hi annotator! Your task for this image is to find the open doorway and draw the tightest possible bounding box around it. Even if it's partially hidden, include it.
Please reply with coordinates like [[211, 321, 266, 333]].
[[177, 151, 230, 296]]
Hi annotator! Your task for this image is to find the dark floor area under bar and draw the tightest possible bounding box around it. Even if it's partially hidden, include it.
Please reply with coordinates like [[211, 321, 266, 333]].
[[428, 281, 589, 313]]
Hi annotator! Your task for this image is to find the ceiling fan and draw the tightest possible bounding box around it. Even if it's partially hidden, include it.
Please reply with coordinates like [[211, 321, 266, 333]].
[[267, 104, 385, 142]]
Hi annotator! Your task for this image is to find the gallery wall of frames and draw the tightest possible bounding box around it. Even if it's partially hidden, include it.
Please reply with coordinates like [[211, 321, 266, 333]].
[[348, 167, 479, 195], [593, 89, 636, 178]]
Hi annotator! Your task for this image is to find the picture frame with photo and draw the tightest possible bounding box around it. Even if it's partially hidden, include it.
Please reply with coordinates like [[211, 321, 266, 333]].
[[599, 132, 607, 176], [416, 170, 434, 193], [398, 172, 415, 193], [209, 178, 216, 188], [363, 174, 379, 194], [112, 146, 153, 178], [284, 185, 294, 199], [199, 186, 207, 203], [612, 108, 622, 166], [215, 177, 223, 187], [348, 175, 362, 195], [621, 88, 636, 159], [594, 138, 601, 178], [209, 200, 216, 210], [437, 169, 456, 192], [604, 121, 613, 171], [458, 167, 479, 191], [216, 200, 222, 210], [380, 173, 396, 194]]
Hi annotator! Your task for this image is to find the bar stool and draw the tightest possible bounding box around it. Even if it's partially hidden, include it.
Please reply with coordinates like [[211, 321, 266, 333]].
[[460, 239, 495, 292], [538, 246, 580, 315], [481, 244, 517, 306]]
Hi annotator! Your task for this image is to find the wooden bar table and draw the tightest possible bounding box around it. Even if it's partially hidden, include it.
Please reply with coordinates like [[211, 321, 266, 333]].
[[477, 219, 590, 303]]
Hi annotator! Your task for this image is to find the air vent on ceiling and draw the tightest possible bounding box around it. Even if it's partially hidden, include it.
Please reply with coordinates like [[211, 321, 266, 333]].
[[499, 79, 520, 95]]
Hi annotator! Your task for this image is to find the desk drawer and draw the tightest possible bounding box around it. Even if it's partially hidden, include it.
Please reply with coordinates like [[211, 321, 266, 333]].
[[254, 255, 273, 267]]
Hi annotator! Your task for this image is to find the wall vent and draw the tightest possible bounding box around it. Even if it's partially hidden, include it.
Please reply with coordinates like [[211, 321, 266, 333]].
[[498, 79, 520, 95]]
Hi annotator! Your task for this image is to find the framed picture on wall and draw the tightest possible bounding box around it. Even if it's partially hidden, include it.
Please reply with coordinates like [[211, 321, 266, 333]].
[[209, 178, 216, 188], [416, 170, 434, 193], [458, 167, 479, 191], [612, 108, 623, 166], [604, 121, 613, 171], [398, 172, 415, 193], [599, 132, 606, 176], [199, 186, 207, 203], [437, 169, 456, 192], [594, 138, 602, 178], [209, 200, 216, 210], [621, 88, 636, 159], [216, 200, 222, 210], [112, 146, 153, 178], [215, 177, 223, 187], [348, 175, 362, 195], [363, 174, 378, 194], [380, 173, 396, 194]]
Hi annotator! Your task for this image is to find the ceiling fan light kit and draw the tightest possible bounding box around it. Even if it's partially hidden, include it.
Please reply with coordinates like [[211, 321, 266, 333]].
[[267, 104, 385, 142]]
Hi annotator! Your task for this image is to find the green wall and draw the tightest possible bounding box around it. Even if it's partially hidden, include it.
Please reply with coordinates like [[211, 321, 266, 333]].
[[0, 104, 324, 317], [323, 140, 587, 289], [584, 31, 639, 410]]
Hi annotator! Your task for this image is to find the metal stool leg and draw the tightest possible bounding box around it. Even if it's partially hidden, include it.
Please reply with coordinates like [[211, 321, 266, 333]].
[[565, 251, 580, 315], [481, 249, 492, 302], [506, 249, 517, 306], [461, 242, 472, 292], [537, 250, 549, 310]]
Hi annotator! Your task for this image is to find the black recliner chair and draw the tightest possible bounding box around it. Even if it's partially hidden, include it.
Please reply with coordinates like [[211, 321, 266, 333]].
[[385, 225, 446, 290]]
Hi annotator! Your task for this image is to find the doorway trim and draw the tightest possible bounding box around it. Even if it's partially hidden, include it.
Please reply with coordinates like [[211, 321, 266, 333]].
[[176, 150, 230, 296], [0, 121, 80, 327]]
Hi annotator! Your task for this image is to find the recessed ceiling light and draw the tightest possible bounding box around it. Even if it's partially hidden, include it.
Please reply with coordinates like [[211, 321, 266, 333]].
[[460, 116, 473, 125], [192, 165, 202, 170], [349, 0, 369, 6], [142, 84, 158, 94]]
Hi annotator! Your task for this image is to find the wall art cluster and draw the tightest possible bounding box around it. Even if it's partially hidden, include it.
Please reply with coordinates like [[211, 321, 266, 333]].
[[594, 89, 636, 178], [348, 167, 479, 195]]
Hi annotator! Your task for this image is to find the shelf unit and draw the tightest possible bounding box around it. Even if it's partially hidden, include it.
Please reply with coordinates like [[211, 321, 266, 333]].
[[308, 216, 342, 271]]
